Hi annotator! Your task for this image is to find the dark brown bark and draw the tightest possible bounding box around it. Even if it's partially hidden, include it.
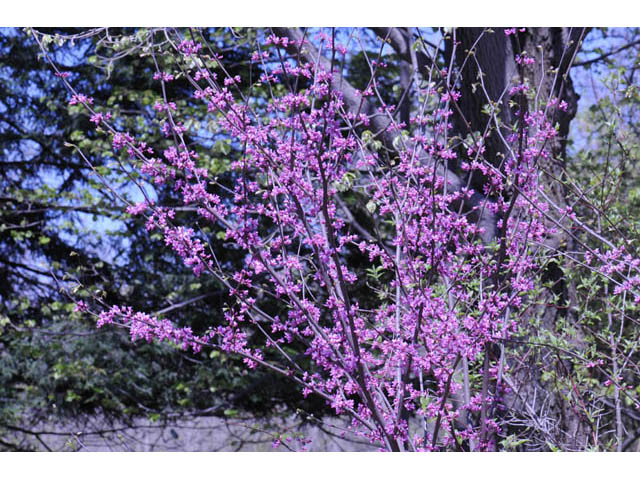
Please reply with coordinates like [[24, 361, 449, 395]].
[[444, 27, 591, 450]]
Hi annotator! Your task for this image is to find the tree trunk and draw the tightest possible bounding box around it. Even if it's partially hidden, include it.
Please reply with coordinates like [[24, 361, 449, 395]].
[[445, 27, 591, 450]]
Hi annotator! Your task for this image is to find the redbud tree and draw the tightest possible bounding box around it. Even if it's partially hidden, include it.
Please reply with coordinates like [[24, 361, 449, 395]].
[[33, 27, 640, 451]]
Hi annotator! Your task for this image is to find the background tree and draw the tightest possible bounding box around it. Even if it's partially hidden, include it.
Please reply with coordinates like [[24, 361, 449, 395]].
[[0, 28, 330, 451]]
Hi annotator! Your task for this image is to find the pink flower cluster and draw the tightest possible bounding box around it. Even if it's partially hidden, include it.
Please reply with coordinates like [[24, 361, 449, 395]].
[[97, 305, 203, 352]]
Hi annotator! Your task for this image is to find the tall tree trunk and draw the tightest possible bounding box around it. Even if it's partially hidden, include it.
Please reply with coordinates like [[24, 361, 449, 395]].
[[445, 27, 591, 450]]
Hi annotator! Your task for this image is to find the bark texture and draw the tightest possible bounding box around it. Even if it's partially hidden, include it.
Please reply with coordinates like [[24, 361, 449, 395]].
[[445, 27, 591, 450]]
